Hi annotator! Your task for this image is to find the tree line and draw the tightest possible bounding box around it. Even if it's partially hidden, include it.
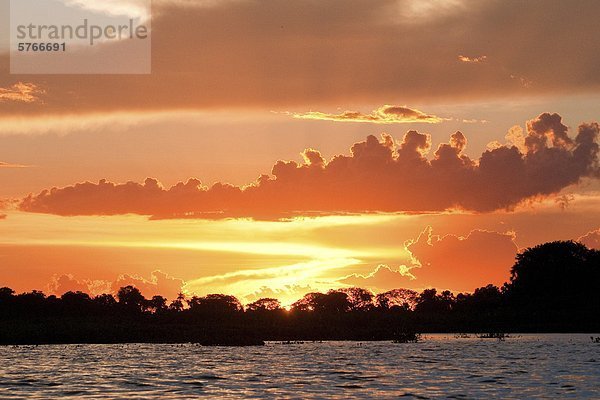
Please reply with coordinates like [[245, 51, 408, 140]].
[[0, 241, 599, 345]]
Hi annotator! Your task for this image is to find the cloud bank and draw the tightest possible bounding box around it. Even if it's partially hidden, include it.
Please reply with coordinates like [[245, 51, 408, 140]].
[[3, 0, 600, 114], [47, 270, 186, 300], [18, 113, 600, 219]]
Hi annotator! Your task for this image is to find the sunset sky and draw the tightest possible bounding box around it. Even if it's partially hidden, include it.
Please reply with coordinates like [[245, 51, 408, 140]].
[[1, 0, 600, 305]]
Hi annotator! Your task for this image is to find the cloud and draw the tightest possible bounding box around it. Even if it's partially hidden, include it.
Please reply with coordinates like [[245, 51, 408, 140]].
[[0, 199, 13, 217], [505, 125, 527, 153], [3, 0, 600, 114], [462, 119, 488, 124], [0, 162, 29, 168], [555, 194, 575, 211], [406, 226, 519, 292], [184, 258, 360, 301], [292, 105, 445, 124], [458, 55, 487, 63], [18, 113, 600, 219], [47, 270, 186, 300], [0, 83, 44, 104], [244, 285, 315, 307], [113, 270, 186, 300], [339, 265, 415, 292], [61, 0, 150, 20], [578, 229, 600, 250], [48, 274, 92, 295]]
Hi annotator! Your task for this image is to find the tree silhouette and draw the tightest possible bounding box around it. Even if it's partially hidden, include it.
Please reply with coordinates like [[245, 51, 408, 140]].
[[94, 294, 117, 308], [188, 294, 243, 316], [292, 291, 351, 314], [246, 298, 282, 312], [117, 285, 146, 313], [376, 288, 418, 311], [339, 288, 374, 311], [147, 295, 168, 313], [505, 240, 600, 327], [169, 292, 186, 312]]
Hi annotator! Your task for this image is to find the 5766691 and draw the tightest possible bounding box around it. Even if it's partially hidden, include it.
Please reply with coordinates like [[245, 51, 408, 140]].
[[17, 42, 66, 52]]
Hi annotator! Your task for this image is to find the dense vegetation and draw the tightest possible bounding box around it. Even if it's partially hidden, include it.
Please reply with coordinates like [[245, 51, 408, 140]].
[[1, 241, 599, 345]]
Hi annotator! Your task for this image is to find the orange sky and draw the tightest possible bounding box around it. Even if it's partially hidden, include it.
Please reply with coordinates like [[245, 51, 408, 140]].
[[1, 0, 600, 304]]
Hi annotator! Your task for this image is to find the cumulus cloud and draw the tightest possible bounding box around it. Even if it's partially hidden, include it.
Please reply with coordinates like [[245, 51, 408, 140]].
[[505, 125, 527, 153], [292, 105, 445, 124], [406, 226, 518, 292], [578, 229, 600, 250], [339, 265, 415, 292], [18, 113, 600, 219], [112, 270, 186, 300], [2, 0, 600, 114], [0, 83, 44, 104], [48, 274, 92, 295], [47, 270, 186, 300]]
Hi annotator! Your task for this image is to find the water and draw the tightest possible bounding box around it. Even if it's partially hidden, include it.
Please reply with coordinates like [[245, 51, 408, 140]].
[[0, 334, 598, 399]]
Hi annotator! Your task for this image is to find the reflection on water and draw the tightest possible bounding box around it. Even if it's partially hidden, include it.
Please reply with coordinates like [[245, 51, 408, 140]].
[[0, 335, 598, 399]]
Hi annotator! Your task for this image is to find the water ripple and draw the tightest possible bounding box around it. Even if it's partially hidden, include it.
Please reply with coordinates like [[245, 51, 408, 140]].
[[0, 334, 598, 399]]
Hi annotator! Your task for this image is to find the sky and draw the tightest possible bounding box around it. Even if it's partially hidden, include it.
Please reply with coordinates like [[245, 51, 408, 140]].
[[1, 0, 600, 305]]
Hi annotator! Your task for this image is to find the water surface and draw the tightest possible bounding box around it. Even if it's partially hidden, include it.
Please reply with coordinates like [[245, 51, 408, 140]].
[[1, 334, 598, 399]]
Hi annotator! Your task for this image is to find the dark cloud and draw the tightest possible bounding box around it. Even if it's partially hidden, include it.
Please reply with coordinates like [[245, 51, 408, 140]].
[[2, 1, 600, 114], [18, 113, 600, 219]]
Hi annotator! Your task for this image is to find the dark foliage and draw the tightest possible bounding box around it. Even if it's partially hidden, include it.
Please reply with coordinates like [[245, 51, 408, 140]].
[[0, 241, 598, 345]]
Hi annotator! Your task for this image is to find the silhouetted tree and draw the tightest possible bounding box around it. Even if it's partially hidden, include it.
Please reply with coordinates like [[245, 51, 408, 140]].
[[376, 289, 418, 311], [509, 241, 598, 304], [504, 241, 600, 328], [117, 285, 146, 313], [188, 294, 243, 316], [169, 292, 186, 312], [292, 291, 350, 314], [340, 288, 374, 311], [94, 294, 117, 308], [0, 287, 15, 302], [147, 296, 168, 314], [247, 298, 282, 312], [60, 291, 92, 315]]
